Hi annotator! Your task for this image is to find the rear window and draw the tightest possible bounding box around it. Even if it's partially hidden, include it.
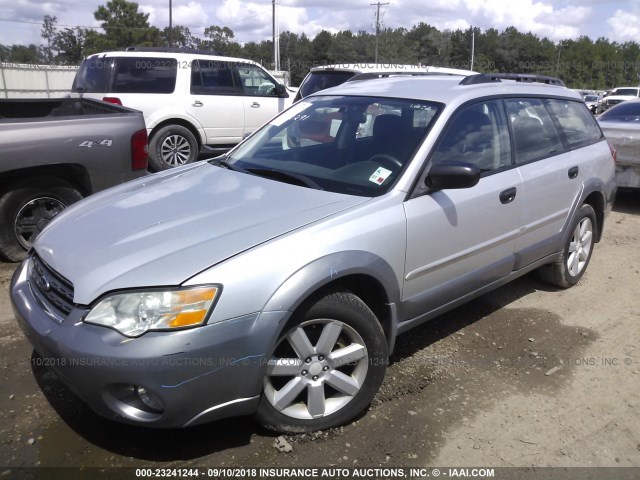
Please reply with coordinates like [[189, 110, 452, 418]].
[[299, 71, 355, 98], [598, 101, 640, 122], [612, 88, 639, 97], [72, 58, 112, 93], [72, 56, 177, 94]]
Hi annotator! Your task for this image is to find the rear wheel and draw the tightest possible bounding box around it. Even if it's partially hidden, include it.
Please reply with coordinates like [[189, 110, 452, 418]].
[[148, 125, 199, 171], [256, 291, 388, 433], [0, 179, 83, 262], [539, 204, 596, 288]]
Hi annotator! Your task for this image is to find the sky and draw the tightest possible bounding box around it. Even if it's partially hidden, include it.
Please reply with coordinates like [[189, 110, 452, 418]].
[[0, 0, 639, 49]]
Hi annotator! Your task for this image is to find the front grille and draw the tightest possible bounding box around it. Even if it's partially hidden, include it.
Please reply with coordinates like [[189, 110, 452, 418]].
[[29, 254, 75, 317]]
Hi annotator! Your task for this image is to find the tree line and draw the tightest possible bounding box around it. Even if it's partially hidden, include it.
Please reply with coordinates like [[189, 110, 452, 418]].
[[1, 0, 639, 89]]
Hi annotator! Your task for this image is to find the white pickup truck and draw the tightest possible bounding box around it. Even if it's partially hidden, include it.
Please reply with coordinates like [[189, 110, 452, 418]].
[[0, 97, 148, 261]]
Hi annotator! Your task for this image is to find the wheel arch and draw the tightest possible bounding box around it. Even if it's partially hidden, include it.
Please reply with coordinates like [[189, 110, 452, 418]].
[[0, 166, 91, 197], [262, 251, 401, 354], [149, 119, 203, 150]]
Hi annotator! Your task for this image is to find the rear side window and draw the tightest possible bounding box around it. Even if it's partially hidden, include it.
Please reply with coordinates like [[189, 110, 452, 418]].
[[112, 57, 177, 94], [190, 60, 240, 95], [544, 99, 603, 147], [505, 98, 564, 164]]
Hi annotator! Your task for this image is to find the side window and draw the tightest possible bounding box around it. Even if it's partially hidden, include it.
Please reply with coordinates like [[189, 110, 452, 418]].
[[190, 60, 240, 95], [431, 100, 511, 172], [112, 57, 177, 94], [236, 64, 278, 97], [505, 98, 564, 164], [544, 99, 602, 147]]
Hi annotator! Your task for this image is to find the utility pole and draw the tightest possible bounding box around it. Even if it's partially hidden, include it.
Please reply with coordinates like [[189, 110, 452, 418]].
[[470, 28, 475, 71], [273, 0, 280, 71], [371, 2, 389, 64], [168, 0, 173, 47], [555, 41, 564, 77]]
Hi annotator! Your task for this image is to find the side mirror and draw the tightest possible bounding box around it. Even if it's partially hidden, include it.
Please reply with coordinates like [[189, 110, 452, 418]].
[[426, 162, 481, 190], [275, 84, 287, 97]]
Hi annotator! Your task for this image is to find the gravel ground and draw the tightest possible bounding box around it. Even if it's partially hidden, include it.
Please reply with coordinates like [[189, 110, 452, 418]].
[[0, 190, 638, 472]]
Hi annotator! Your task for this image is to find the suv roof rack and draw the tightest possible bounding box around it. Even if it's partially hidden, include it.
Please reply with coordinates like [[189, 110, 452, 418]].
[[125, 46, 224, 56], [460, 73, 565, 87], [348, 71, 467, 82]]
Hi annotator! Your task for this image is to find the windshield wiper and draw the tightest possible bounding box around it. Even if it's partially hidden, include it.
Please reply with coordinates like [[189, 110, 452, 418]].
[[246, 168, 324, 190], [209, 157, 247, 173]]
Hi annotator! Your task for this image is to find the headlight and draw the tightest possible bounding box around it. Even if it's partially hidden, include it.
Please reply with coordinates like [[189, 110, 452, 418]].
[[84, 286, 220, 337]]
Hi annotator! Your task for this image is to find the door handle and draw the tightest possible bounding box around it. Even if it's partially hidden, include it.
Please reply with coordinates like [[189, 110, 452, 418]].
[[250, 102, 261, 108], [192, 101, 203, 107], [499, 187, 517, 204], [568, 166, 579, 179]]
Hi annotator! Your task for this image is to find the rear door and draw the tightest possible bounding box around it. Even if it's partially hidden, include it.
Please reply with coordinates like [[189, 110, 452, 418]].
[[509, 98, 602, 268], [186, 59, 245, 144], [402, 99, 521, 320]]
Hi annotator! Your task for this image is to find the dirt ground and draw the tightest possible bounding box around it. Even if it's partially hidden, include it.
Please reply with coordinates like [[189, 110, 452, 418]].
[[0, 191, 639, 472]]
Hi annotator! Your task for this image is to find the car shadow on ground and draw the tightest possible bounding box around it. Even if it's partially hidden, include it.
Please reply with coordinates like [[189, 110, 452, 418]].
[[30, 270, 553, 461], [613, 188, 640, 215]]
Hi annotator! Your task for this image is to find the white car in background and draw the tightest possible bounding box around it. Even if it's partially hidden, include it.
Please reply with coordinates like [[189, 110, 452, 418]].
[[72, 47, 294, 171], [294, 63, 476, 101]]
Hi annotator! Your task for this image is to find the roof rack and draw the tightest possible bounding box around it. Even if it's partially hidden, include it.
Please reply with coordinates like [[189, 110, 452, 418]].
[[348, 71, 466, 82], [125, 46, 224, 56], [459, 73, 565, 87]]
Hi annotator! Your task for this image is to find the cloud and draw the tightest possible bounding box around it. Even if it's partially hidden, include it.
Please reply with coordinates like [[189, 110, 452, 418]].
[[606, 9, 640, 42]]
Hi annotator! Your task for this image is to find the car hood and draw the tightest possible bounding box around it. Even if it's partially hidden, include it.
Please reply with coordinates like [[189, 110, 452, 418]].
[[35, 162, 369, 304]]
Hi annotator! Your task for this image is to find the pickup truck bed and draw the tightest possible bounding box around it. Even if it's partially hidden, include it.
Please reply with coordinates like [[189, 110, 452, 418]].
[[0, 98, 148, 261]]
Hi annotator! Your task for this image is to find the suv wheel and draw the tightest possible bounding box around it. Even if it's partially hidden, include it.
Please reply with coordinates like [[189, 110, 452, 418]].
[[149, 125, 198, 171], [539, 203, 596, 288], [0, 178, 83, 262], [257, 291, 387, 433]]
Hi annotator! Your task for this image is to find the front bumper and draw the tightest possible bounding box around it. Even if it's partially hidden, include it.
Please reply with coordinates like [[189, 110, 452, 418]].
[[11, 258, 286, 428]]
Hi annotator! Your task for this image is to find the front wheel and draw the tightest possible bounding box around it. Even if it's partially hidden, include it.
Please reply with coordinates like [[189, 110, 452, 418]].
[[256, 291, 388, 433], [0, 179, 83, 262], [148, 125, 199, 171], [539, 204, 596, 288]]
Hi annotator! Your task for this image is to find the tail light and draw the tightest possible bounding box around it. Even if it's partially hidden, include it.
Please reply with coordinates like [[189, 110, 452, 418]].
[[607, 140, 617, 163], [102, 97, 122, 105], [131, 129, 149, 171]]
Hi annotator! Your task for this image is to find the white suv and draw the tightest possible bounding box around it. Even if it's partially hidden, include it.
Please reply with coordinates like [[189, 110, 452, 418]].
[[72, 47, 294, 170], [294, 63, 476, 101]]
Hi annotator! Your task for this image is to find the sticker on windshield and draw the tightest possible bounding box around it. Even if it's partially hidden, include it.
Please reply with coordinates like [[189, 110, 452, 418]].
[[369, 167, 392, 185], [270, 102, 313, 127]]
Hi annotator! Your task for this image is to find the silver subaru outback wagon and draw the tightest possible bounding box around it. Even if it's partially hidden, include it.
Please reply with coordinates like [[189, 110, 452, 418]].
[[12, 73, 616, 432]]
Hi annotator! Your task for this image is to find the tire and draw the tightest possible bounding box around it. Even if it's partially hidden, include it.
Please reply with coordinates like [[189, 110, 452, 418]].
[[539, 204, 596, 288], [148, 125, 199, 171], [256, 291, 388, 433], [0, 178, 83, 262]]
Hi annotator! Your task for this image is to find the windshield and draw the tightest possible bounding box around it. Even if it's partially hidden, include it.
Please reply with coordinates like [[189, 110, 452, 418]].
[[584, 95, 598, 102], [299, 72, 355, 98], [612, 88, 639, 97], [599, 101, 640, 122], [221, 95, 441, 196]]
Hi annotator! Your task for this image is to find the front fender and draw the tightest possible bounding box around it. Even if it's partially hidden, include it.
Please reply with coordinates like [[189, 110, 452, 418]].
[[262, 250, 402, 350]]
